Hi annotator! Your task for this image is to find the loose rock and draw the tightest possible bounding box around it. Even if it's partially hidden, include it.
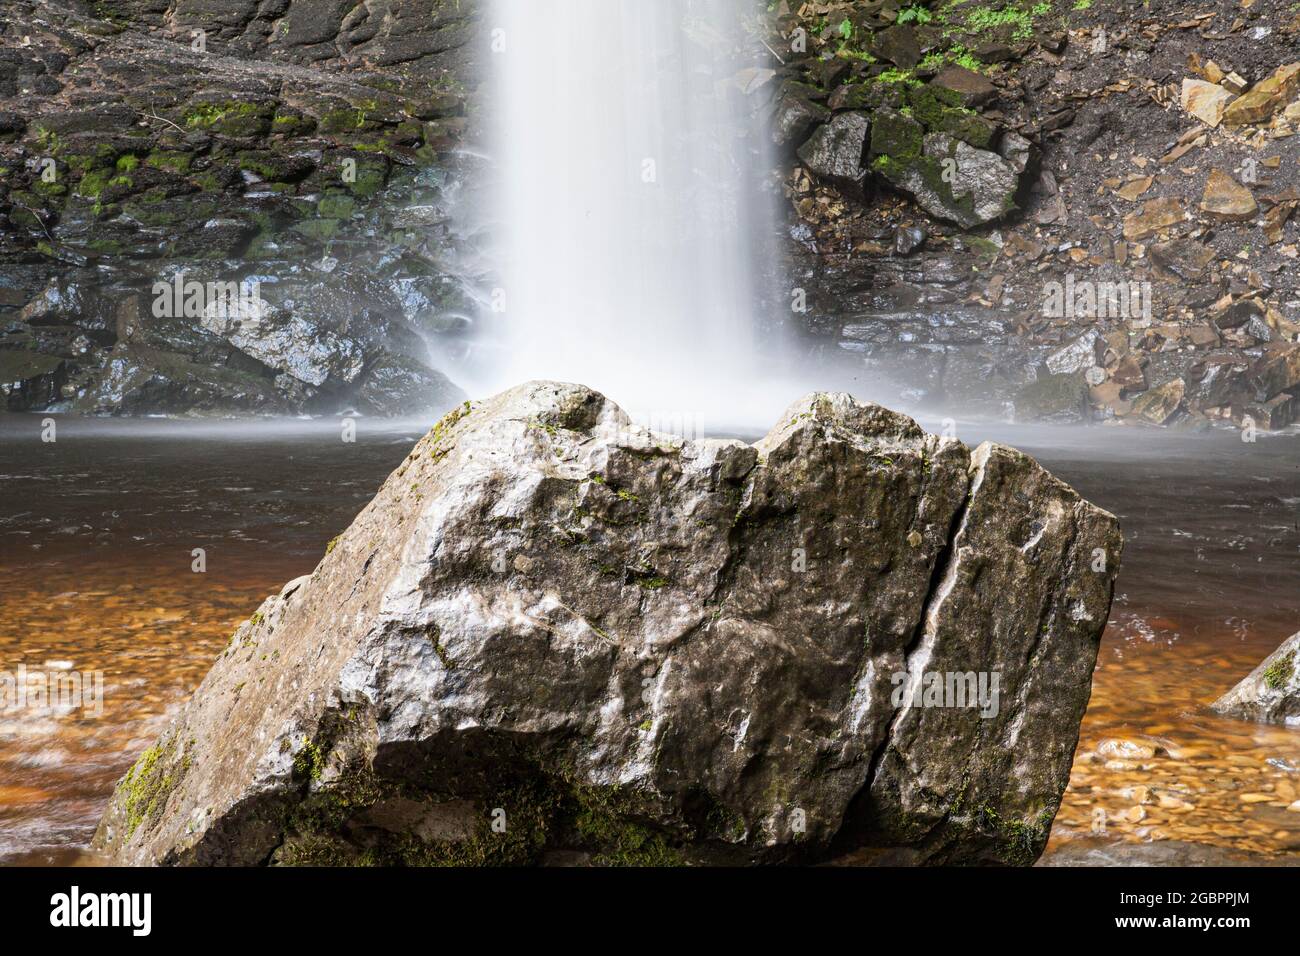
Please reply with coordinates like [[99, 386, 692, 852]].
[[1200, 169, 1258, 221], [1213, 631, 1300, 725], [1180, 78, 1234, 128]]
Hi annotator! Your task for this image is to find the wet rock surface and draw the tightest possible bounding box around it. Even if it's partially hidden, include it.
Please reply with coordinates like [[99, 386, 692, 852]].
[[92, 381, 1120, 866], [0, 0, 481, 416], [1213, 630, 1300, 725]]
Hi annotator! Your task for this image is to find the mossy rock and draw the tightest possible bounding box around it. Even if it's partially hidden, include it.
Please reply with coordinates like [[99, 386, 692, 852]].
[[74, 168, 137, 204], [907, 84, 996, 149], [121, 196, 215, 228], [0, 349, 65, 381], [831, 81, 906, 112], [316, 191, 356, 220], [32, 178, 68, 199], [116, 733, 193, 840], [88, 385, 1118, 866], [63, 143, 120, 173], [7, 193, 50, 229], [1264, 652, 1295, 690], [292, 218, 341, 240], [319, 108, 387, 135], [343, 156, 389, 198], [145, 150, 194, 174], [183, 101, 275, 138], [271, 111, 318, 138], [870, 107, 924, 163], [236, 150, 315, 183], [869, 109, 1018, 228]]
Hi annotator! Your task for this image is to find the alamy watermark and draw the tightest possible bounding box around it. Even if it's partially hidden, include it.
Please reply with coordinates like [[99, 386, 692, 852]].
[[151, 273, 266, 332], [1042, 273, 1151, 323], [623, 410, 704, 444], [1, 664, 104, 718], [891, 668, 1001, 718], [50, 886, 150, 936]]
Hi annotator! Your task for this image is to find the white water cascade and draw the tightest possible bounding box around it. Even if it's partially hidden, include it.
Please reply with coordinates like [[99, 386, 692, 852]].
[[484, 0, 791, 432]]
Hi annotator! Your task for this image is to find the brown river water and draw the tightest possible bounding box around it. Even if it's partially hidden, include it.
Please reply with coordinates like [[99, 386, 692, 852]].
[[0, 414, 1297, 865]]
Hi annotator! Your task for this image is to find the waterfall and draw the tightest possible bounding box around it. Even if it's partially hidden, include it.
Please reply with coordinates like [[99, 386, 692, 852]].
[[483, 0, 782, 432]]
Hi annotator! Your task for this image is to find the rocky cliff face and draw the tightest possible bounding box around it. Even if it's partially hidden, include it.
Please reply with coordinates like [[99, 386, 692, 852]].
[[93, 382, 1121, 866], [8, 1, 1299, 427], [1213, 630, 1300, 725], [0, 0, 482, 415], [766, 0, 1300, 428]]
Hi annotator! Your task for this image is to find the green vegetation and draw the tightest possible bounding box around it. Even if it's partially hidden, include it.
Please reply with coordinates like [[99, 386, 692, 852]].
[[34, 126, 64, 155], [830, 15, 876, 62], [343, 156, 388, 198], [968, 6, 1035, 37], [573, 786, 682, 866], [907, 84, 994, 148], [876, 68, 922, 88], [427, 625, 454, 669], [91, 1, 129, 25], [931, 0, 1061, 42], [1264, 652, 1294, 690], [920, 46, 986, 73], [293, 740, 326, 781], [145, 150, 193, 173], [183, 101, 272, 137], [270, 112, 316, 137], [119, 735, 190, 839], [318, 102, 387, 135], [972, 803, 1054, 866], [317, 191, 356, 219], [275, 753, 689, 868]]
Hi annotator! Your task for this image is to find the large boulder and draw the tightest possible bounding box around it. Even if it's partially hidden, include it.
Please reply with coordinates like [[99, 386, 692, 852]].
[[93, 382, 1121, 866], [1212, 631, 1300, 725], [869, 110, 1019, 228]]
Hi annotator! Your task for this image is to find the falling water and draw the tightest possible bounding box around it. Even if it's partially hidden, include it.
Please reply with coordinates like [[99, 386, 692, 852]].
[[485, 0, 786, 430]]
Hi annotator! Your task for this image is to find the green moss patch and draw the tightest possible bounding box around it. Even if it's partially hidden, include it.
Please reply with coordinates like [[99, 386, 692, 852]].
[[907, 84, 995, 149], [145, 150, 193, 174], [1264, 652, 1295, 690], [119, 734, 193, 839], [184, 101, 274, 138]]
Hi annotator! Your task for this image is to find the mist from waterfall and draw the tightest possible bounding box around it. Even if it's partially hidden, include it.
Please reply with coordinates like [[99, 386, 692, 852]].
[[482, 0, 792, 433]]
